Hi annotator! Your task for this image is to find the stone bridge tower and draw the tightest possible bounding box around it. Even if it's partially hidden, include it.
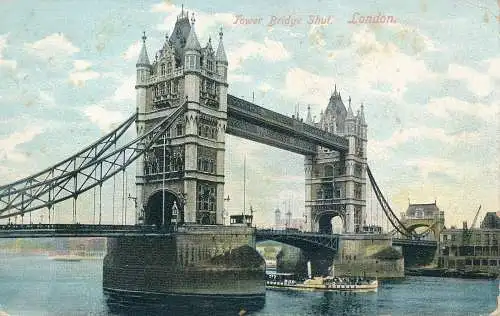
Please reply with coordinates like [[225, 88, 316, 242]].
[[135, 10, 228, 227], [304, 87, 367, 234]]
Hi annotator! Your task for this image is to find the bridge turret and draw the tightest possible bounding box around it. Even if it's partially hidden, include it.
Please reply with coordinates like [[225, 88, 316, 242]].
[[216, 27, 228, 82], [135, 32, 151, 225], [136, 32, 152, 115]]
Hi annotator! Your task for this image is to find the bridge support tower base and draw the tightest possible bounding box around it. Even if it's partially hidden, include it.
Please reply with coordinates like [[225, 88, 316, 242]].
[[103, 225, 265, 307], [332, 234, 404, 279]]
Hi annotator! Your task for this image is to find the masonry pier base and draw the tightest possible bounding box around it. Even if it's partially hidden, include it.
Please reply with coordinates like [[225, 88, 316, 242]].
[[333, 234, 404, 279], [103, 225, 266, 313]]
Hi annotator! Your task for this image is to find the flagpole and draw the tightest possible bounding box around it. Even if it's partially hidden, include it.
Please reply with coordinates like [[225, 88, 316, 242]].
[[243, 155, 246, 216], [162, 133, 166, 227]]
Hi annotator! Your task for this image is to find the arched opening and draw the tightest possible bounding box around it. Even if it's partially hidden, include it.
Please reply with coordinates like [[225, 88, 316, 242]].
[[407, 224, 435, 240], [318, 212, 344, 234], [331, 216, 343, 233], [145, 190, 180, 227]]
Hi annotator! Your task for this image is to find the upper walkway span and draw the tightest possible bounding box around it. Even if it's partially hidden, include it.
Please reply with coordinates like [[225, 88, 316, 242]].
[[226, 95, 349, 155]]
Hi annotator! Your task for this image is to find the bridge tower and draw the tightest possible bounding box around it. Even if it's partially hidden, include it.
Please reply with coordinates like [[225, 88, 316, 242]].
[[304, 89, 367, 234], [134, 11, 228, 227]]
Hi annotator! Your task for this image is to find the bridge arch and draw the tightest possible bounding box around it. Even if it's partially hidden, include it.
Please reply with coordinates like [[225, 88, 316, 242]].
[[144, 189, 182, 227], [316, 211, 344, 235]]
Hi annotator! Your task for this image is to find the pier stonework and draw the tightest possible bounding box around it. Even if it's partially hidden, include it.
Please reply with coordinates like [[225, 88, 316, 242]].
[[333, 234, 404, 279], [103, 226, 265, 298]]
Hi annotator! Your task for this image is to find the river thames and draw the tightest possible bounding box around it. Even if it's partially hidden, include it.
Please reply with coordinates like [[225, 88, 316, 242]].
[[0, 254, 497, 315]]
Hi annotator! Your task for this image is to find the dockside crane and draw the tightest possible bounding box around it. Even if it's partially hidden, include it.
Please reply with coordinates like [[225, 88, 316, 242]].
[[463, 205, 482, 243]]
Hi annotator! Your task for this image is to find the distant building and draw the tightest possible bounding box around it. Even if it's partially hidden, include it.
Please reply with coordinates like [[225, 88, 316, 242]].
[[481, 212, 500, 229], [439, 212, 500, 273], [273, 207, 305, 230], [404, 202, 440, 219]]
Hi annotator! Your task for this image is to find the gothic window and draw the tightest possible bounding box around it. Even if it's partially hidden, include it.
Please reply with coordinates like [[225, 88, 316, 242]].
[[324, 165, 333, 177], [197, 183, 216, 212], [161, 64, 166, 76], [207, 60, 214, 71], [167, 61, 172, 74], [176, 123, 183, 136], [198, 125, 202, 136], [354, 183, 362, 200], [354, 164, 363, 178], [159, 83, 165, 95]]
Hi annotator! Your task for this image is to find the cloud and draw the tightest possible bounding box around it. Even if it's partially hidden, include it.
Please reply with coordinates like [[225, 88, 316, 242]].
[[0, 33, 17, 69], [426, 96, 499, 122], [404, 158, 457, 178], [447, 63, 493, 97], [25, 33, 79, 63], [485, 56, 500, 79], [69, 60, 100, 86], [369, 126, 480, 159], [153, 3, 234, 40], [229, 37, 291, 71], [0, 126, 44, 163], [349, 27, 437, 98], [122, 40, 141, 61], [280, 67, 336, 105], [112, 75, 136, 101], [82, 105, 126, 132], [228, 73, 252, 83]]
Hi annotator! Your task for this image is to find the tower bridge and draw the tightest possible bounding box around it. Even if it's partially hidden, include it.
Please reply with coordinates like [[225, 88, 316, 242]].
[[0, 8, 444, 301]]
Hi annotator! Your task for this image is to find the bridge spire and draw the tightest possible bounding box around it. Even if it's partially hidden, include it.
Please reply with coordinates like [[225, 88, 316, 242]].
[[185, 13, 201, 51], [360, 102, 366, 126], [346, 98, 354, 120], [136, 31, 151, 67], [306, 105, 313, 124], [216, 26, 228, 64]]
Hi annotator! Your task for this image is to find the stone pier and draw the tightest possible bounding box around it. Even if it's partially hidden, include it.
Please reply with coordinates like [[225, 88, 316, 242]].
[[333, 234, 404, 279], [103, 225, 266, 299]]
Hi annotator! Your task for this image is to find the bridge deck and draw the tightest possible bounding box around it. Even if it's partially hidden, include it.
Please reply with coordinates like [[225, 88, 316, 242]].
[[0, 224, 174, 238]]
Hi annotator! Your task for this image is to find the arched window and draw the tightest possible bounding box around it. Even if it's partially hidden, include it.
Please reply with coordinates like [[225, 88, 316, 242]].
[[167, 61, 172, 74], [161, 64, 165, 76], [176, 124, 183, 136]]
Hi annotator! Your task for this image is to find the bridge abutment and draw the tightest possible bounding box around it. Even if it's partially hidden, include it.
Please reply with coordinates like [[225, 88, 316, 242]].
[[103, 225, 265, 299], [333, 234, 404, 278]]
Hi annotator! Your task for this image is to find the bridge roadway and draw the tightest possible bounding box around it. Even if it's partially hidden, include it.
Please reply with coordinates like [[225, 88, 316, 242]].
[[0, 224, 437, 249]]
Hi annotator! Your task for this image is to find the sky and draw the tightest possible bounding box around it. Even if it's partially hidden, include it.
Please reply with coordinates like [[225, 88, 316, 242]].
[[0, 0, 498, 229]]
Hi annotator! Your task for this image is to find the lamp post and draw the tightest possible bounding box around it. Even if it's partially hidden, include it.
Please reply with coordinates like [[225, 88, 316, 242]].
[[223, 195, 230, 226]]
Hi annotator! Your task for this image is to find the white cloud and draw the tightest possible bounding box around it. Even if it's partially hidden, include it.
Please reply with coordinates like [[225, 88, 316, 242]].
[[153, 4, 234, 40], [280, 67, 336, 105], [229, 37, 291, 71], [0, 33, 17, 69], [485, 56, 500, 79], [73, 60, 92, 71], [369, 126, 480, 160], [38, 91, 56, 108], [0, 126, 44, 163], [426, 96, 499, 122], [122, 40, 141, 61], [228, 73, 252, 83], [69, 60, 100, 86], [25, 33, 79, 62], [257, 82, 272, 93], [447, 63, 493, 97], [404, 158, 457, 178], [69, 70, 100, 87], [112, 75, 136, 101], [349, 27, 437, 98], [82, 105, 126, 132]]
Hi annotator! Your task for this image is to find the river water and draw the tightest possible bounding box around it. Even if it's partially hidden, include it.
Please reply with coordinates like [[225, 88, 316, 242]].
[[0, 254, 497, 315]]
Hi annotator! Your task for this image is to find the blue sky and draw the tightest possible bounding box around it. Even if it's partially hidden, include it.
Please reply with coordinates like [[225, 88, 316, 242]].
[[0, 0, 498, 228]]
